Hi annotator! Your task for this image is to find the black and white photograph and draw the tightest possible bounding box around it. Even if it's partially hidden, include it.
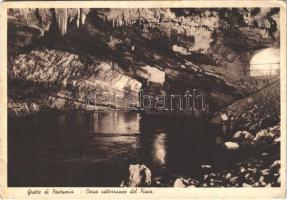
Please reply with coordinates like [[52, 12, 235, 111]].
[[0, 1, 286, 199]]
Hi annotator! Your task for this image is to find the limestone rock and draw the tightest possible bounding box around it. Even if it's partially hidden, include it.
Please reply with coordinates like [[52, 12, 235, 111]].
[[173, 178, 189, 188], [232, 130, 254, 146], [127, 164, 152, 187], [224, 142, 239, 150], [221, 113, 229, 121]]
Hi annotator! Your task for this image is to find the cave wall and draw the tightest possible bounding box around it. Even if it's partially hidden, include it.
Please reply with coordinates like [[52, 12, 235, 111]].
[[9, 49, 142, 111]]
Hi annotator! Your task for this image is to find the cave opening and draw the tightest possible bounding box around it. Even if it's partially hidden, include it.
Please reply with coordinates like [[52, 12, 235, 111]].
[[248, 48, 280, 77]]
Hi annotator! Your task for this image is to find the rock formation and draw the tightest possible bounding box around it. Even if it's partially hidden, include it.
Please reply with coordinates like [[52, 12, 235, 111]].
[[121, 164, 152, 187], [8, 8, 280, 116]]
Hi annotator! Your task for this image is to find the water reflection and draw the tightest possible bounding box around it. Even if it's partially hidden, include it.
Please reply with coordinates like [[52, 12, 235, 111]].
[[90, 112, 140, 134], [152, 133, 167, 166]]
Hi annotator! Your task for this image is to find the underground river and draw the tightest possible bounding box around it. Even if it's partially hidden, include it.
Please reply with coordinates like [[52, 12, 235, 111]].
[[9, 111, 250, 186]]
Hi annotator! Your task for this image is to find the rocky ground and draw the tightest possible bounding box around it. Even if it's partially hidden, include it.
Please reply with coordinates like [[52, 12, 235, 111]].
[[170, 80, 281, 187], [169, 124, 280, 188], [210, 80, 280, 133]]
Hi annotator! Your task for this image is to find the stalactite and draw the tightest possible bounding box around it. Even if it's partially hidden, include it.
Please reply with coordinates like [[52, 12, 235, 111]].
[[53, 8, 90, 35], [81, 9, 90, 25], [64, 9, 68, 35], [81, 13, 86, 25], [68, 8, 77, 22], [21, 8, 29, 22], [55, 8, 68, 35], [76, 9, 80, 28]]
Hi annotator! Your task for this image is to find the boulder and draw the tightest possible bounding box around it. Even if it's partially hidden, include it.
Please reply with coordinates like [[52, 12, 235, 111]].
[[221, 113, 229, 121], [271, 160, 280, 170], [126, 164, 152, 187], [225, 172, 232, 179], [242, 131, 253, 139], [173, 178, 189, 188], [233, 130, 253, 140], [224, 142, 239, 150], [242, 183, 252, 187], [233, 131, 242, 139], [232, 130, 254, 147]]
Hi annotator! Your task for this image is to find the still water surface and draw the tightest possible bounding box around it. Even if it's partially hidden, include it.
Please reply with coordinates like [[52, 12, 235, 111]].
[[8, 111, 243, 186]]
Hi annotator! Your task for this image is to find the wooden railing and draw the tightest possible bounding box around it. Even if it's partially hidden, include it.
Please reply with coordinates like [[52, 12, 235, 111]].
[[244, 63, 280, 77]]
